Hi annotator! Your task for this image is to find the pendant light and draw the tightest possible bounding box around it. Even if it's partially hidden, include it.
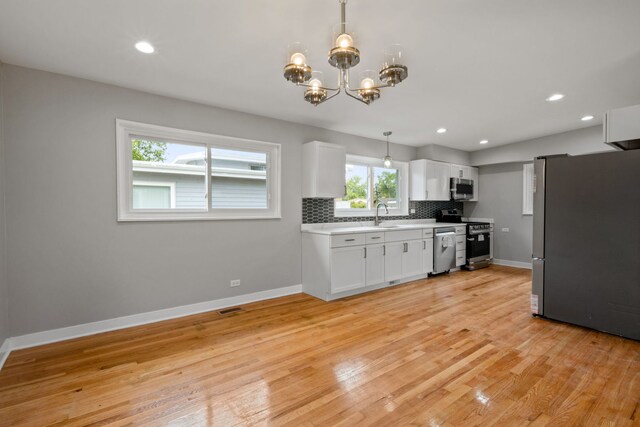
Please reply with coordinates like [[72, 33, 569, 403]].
[[383, 131, 393, 168]]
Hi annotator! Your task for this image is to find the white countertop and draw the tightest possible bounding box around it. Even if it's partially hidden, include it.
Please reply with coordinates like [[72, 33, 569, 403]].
[[301, 221, 468, 235]]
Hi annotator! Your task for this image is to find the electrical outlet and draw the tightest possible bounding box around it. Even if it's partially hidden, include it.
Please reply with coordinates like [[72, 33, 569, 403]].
[[501, 228, 510, 232], [230, 279, 241, 288], [410, 208, 416, 214]]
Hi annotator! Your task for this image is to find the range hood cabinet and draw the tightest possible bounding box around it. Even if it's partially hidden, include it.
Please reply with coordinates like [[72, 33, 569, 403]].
[[604, 104, 640, 150]]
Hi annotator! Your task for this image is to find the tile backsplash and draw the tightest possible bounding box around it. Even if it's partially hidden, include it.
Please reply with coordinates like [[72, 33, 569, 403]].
[[302, 198, 463, 224]]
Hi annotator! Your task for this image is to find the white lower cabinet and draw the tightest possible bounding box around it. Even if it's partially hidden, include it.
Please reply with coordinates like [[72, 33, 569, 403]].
[[330, 246, 366, 293], [384, 242, 404, 282], [365, 244, 385, 286], [403, 241, 423, 278], [302, 227, 440, 301], [455, 226, 467, 267], [423, 238, 434, 274], [385, 240, 423, 282]]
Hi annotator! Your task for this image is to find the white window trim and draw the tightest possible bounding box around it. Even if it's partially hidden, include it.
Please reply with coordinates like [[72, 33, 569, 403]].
[[116, 119, 281, 221], [335, 154, 409, 217], [132, 180, 177, 209], [523, 163, 534, 215]]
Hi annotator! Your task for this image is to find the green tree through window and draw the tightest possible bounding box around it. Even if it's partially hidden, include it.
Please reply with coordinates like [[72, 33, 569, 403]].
[[345, 176, 367, 208], [132, 139, 168, 162], [375, 171, 397, 201]]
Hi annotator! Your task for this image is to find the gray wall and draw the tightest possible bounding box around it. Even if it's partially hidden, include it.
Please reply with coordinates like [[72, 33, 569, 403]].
[[470, 126, 612, 166], [464, 163, 533, 264], [0, 63, 8, 344], [416, 144, 471, 165], [465, 126, 615, 264], [2, 64, 417, 336]]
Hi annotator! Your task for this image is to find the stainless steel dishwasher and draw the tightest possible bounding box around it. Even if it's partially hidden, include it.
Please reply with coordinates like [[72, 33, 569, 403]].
[[433, 227, 456, 274]]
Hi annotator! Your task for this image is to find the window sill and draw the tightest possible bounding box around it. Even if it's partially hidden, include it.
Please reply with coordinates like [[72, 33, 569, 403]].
[[334, 210, 409, 218], [117, 213, 282, 222]]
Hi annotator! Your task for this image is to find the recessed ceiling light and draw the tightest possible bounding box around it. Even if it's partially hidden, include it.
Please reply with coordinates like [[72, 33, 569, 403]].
[[581, 115, 594, 121], [479, 140, 489, 145], [436, 128, 447, 134], [135, 41, 155, 54], [546, 93, 565, 102]]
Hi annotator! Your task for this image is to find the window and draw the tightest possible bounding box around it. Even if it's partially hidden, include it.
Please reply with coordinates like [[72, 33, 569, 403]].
[[335, 155, 409, 216], [116, 120, 281, 221], [523, 163, 534, 215]]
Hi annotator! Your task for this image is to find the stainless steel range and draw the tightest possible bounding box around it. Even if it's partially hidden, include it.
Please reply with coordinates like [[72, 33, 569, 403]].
[[436, 209, 492, 270], [465, 222, 492, 270]]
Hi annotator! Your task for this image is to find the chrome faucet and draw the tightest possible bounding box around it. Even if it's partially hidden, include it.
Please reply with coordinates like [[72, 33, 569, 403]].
[[374, 201, 389, 226]]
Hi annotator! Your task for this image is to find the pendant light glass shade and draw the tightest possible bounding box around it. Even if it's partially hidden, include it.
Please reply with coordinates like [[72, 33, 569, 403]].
[[383, 131, 392, 168]]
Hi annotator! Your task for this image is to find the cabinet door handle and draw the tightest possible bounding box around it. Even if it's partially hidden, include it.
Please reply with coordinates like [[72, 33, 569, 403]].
[[345, 239, 355, 242], [403, 242, 408, 252], [383, 245, 386, 256], [363, 247, 367, 259], [371, 236, 381, 240], [423, 240, 426, 250]]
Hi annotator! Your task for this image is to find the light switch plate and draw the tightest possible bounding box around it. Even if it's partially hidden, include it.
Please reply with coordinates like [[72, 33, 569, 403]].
[[230, 279, 241, 287], [501, 228, 510, 232]]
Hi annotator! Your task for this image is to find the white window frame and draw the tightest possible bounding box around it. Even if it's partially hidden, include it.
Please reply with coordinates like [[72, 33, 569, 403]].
[[132, 181, 177, 209], [523, 163, 534, 215], [335, 154, 409, 217], [116, 119, 281, 221]]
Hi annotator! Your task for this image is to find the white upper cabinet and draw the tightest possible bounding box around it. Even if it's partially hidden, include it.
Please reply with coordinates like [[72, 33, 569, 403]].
[[450, 164, 467, 179], [302, 141, 346, 198], [410, 159, 451, 201], [449, 164, 478, 180]]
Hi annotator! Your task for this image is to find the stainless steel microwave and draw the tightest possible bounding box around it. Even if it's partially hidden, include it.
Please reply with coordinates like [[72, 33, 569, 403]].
[[450, 178, 474, 200]]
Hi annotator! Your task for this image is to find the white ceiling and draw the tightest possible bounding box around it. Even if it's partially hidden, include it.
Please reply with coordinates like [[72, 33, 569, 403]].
[[1, 0, 639, 150]]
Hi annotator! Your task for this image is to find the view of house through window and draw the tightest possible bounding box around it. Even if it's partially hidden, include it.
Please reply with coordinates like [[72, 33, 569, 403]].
[[335, 156, 404, 215], [211, 147, 267, 209], [131, 139, 271, 211], [131, 139, 206, 210]]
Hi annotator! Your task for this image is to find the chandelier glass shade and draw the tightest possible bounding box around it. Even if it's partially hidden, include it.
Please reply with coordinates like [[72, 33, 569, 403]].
[[283, 0, 408, 106]]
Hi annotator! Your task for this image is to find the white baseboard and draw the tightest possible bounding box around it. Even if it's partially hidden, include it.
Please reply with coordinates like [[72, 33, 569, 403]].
[[8, 284, 302, 353], [0, 338, 11, 371], [493, 259, 532, 269]]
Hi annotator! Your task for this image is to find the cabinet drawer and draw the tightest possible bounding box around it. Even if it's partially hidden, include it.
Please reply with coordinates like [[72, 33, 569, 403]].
[[422, 228, 434, 238], [455, 226, 467, 235], [385, 229, 422, 243], [455, 235, 465, 246], [365, 232, 385, 244], [456, 252, 466, 267], [331, 233, 365, 248]]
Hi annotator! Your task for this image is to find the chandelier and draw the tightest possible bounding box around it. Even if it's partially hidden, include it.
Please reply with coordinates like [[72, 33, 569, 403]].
[[283, 0, 408, 106]]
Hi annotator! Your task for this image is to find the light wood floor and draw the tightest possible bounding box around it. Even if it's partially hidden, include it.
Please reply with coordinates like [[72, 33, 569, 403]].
[[0, 265, 638, 426]]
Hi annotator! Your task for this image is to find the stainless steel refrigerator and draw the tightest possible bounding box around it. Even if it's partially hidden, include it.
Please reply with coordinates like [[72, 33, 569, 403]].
[[532, 150, 640, 341]]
